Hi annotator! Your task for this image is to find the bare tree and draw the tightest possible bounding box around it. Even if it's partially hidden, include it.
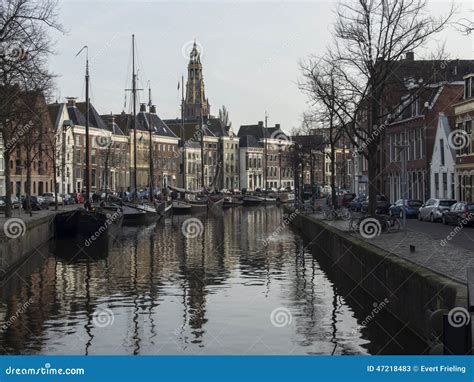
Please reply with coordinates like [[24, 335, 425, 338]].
[[0, 0, 62, 217], [327, 0, 453, 215], [218, 105, 232, 128], [300, 59, 348, 207]]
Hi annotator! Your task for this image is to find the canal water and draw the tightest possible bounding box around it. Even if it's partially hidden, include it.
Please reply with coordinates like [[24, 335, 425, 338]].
[[0, 206, 426, 355]]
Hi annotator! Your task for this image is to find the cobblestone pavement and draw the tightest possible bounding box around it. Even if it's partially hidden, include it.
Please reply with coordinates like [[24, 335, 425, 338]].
[[0, 205, 77, 226], [304, 203, 472, 284]]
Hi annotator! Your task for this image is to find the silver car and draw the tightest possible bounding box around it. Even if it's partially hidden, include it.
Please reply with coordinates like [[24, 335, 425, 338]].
[[418, 198, 456, 222]]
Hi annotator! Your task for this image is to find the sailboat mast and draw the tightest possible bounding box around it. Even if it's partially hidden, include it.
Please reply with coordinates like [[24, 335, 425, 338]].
[[85, 50, 90, 200], [264, 111, 268, 190], [200, 111, 204, 189], [132, 34, 138, 199], [148, 85, 154, 203], [181, 75, 186, 189]]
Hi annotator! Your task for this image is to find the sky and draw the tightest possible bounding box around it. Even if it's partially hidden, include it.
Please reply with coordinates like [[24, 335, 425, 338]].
[[49, 0, 472, 134]]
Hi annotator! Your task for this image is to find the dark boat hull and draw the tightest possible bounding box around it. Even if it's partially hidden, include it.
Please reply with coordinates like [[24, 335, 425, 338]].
[[172, 200, 192, 215], [55, 207, 123, 237]]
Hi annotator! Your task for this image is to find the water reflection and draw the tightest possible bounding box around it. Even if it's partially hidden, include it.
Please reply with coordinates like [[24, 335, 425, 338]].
[[0, 206, 425, 355]]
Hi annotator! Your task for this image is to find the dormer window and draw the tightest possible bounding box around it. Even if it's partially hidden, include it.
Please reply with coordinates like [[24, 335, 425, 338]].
[[464, 75, 474, 99]]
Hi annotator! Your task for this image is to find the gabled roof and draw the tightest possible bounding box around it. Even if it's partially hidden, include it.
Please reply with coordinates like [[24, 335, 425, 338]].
[[239, 135, 262, 148], [136, 112, 177, 138], [75, 102, 108, 130], [163, 118, 216, 140], [205, 117, 231, 137], [238, 124, 288, 141], [292, 134, 326, 150], [47, 102, 64, 131], [388, 59, 474, 86]]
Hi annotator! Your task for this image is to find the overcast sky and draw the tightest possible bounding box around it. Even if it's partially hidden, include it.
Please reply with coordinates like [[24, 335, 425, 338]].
[[50, 0, 472, 134]]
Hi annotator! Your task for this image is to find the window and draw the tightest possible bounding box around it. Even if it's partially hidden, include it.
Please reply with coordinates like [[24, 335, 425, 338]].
[[442, 173, 447, 198], [434, 174, 439, 198], [440, 139, 445, 166]]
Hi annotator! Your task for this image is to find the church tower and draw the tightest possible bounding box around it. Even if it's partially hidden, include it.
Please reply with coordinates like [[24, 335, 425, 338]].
[[184, 41, 210, 119]]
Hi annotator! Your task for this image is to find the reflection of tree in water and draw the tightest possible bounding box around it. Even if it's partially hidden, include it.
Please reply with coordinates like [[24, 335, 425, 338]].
[[286, 236, 347, 354]]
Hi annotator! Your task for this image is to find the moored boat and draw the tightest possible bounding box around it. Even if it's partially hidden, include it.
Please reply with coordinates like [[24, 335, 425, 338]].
[[122, 205, 148, 226], [242, 194, 277, 206], [188, 198, 208, 213], [160, 203, 172, 218], [172, 199, 192, 214], [223, 196, 244, 208]]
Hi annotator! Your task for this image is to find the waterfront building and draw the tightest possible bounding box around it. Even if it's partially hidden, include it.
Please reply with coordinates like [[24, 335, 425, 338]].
[[373, 54, 474, 202], [49, 98, 130, 195], [165, 117, 219, 190], [206, 118, 240, 190], [385, 81, 465, 202], [8, 92, 55, 197], [429, 113, 456, 199], [453, 73, 474, 202], [238, 135, 264, 191], [238, 121, 293, 190]]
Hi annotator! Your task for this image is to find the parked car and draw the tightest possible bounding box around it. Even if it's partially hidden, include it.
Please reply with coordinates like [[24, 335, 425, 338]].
[[42, 193, 63, 205], [418, 198, 456, 222], [389, 199, 423, 218], [361, 195, 391, 215], [0, 196, 20, 210], [441, 202, 474, 226], [22, 196, 49, 211], [349, 195, 367, 211]]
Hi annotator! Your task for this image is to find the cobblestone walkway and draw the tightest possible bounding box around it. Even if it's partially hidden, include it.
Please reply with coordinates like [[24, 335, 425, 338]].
[[306, 209, 472, 284]]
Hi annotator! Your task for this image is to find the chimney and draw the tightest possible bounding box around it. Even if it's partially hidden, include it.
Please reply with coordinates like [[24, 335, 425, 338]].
[[405, 52, 414, 61], [66, 97, 77, 107], [258, 121, 264, 127], [150, 105, 157, 114], [140, 103, 147, 113], [108, 113, 115, 129], [275, 123, 280, 130]]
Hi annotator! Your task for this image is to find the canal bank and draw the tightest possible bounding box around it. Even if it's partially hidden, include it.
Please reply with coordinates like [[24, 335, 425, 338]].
[[284, 205, 467, 351], [0, 207, 75, 278]]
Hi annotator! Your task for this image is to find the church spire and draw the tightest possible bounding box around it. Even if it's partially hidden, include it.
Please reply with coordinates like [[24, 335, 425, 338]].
[[184, 39, 209, 119]]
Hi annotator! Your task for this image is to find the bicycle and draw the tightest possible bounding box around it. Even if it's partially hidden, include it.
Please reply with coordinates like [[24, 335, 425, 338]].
[[348, 212, 369, 231], [323, 206, 351, 221], [380, 214, 401, 233]]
